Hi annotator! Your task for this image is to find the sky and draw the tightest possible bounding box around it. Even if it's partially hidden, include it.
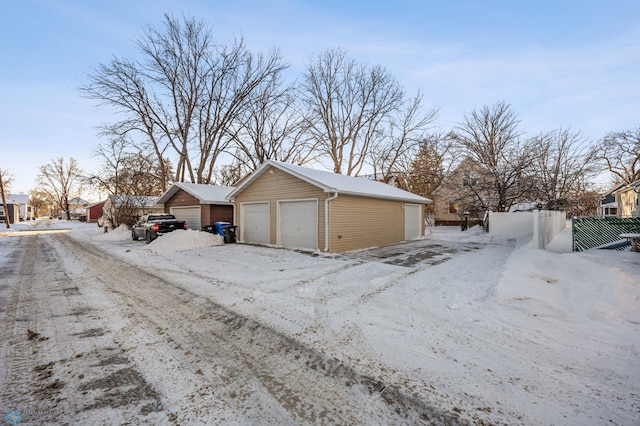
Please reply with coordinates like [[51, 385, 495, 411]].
[[1, 0, 639, 197]]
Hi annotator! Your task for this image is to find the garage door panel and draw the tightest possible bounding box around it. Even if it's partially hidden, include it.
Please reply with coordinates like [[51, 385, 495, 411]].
[[170, 206, 201, 231], [279, 200, 317, 249], [242, 203, 269, 244], [404, 204, 421, 240]]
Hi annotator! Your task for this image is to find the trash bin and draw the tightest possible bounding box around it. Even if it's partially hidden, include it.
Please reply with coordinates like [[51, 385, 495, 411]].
[[202, 225, 215, 233], [222, 225, 237, 243], [213, 221, 231, 236]]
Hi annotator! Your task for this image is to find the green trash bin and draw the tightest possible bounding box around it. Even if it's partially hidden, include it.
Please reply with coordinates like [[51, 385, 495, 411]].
[[222, 225, 237, 243]]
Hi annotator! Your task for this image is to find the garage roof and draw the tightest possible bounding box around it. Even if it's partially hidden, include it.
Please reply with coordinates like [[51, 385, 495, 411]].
[[227, 160, 432, 204], [7, 194, 29, 204], [156, 182, 234, 205]]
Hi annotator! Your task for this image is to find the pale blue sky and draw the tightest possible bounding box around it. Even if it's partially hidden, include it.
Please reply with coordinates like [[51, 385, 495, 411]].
[[2, 0, 639, 195]]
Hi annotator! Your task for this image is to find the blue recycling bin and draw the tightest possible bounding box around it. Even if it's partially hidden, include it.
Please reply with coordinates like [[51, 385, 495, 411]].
[[212, 221, 237, 243], [214, 221, 231, 236]]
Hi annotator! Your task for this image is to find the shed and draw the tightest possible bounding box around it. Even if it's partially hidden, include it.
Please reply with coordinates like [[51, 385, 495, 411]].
[[226, 160, 432, 253], [6, 194, 32, 221], [0, 203, 20, 224], [155, 182, 234, 231], [86, 201, 105, 223]]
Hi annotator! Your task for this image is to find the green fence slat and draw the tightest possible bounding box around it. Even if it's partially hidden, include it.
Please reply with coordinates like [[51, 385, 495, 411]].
[[572, 217, 640, 251]]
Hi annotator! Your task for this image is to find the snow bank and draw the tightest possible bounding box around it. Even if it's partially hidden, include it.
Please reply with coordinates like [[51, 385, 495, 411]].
[[95, 224, 131, 241], [145, 229, 224, 252]]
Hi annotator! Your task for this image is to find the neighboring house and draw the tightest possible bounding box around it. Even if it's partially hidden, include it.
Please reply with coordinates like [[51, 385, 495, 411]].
[[226, 160, 431, 253], [431, 158, 490, 226], [3, 194, 34, 222], [85, 201, 105, 223], [155, 182, 234, 231], [67, 197, 89, 219], [0, 203, 20, 224], [600, 184, 624, 218], [102, 195, 164, 227], [613, 180, 640, 218]]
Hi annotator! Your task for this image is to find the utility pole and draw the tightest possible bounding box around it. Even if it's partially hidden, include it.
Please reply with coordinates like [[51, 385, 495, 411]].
[[0, 169, 11, 229]]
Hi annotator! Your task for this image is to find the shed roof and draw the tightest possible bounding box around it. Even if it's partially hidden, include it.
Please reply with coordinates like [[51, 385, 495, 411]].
[[109, 194, 159, 208], [156, 182, 234, 205], [227, 160, 431, 204], [7, 194, 29, 204]]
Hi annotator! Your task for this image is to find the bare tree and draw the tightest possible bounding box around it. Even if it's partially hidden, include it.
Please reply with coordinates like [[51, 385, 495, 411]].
[[36, 158, 84, 220], [228, 74, 315, 175], [369, 92, 439, 183], [87, 136, 173, 228], [28, 189, 49, 218], [453, 102, 536, 212], [90, 135, 172, 197], [592, 126, 640, 184], [302, 48, 404, 175], [82, 14, 289, 186], [213, 163, 245, 187], [530, 128, 596, 210], [0, 168, 13, 229]]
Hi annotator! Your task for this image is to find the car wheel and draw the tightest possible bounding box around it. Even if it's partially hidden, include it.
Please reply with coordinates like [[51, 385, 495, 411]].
[[145, 231, 152, 244], [132, 230, 138, 241]]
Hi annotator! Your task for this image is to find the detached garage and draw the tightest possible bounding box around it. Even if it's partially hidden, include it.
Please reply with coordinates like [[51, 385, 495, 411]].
[[226, 160, 431, 253], [155, 183, 234, 231]]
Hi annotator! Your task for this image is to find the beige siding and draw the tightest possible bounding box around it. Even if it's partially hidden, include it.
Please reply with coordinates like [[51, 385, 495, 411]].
[[233, 165, 327, 249], [329, 195, 407, 253], [616, 188, 639, 218]]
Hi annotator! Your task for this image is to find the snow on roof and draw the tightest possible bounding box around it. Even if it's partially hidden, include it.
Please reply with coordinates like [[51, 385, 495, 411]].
[[109, 194, 159, 208], [612, 180, 640, 195], [69, 197, 89, 205], [7, 194, 28, 204], [156, 182, 234, 205], [228, 160, 431, 204]]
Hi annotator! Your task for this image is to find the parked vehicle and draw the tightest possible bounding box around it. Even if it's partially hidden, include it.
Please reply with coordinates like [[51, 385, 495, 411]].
[[131, 214, 187, 244]]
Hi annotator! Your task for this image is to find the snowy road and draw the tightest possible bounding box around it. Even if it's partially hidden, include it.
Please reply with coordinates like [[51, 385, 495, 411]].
[[0, 231, 466, 425]]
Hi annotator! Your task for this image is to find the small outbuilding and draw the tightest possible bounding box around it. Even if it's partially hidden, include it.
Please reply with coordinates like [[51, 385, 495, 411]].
[[155, 182, 234, 231], [85, 201, 105, 223], [226, 160, 432, 253]]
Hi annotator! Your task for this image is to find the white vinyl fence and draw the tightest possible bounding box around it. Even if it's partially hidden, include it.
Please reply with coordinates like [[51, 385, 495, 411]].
[[489, 210, 566, 249], [533, 210, 567, 249]]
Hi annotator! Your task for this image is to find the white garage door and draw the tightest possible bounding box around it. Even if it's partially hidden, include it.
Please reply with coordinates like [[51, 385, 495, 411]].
[[404, 204, 422, 240], [279, 200, 318, 250], [170, 206, 201, 230], [242, 202, 269, 244]]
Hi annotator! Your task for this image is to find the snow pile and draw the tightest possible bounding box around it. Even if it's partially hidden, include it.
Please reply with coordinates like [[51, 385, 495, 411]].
[[498, 242, 640, 346], [145, 229, 224, 252], [95, 224, 131, 241]]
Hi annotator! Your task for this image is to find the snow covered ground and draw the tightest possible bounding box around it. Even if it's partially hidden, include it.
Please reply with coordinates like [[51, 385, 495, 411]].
[[1, 219, 639, 425]]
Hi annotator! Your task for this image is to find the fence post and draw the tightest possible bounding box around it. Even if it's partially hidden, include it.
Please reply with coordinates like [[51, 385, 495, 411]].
[[533, 210, 540, 249]]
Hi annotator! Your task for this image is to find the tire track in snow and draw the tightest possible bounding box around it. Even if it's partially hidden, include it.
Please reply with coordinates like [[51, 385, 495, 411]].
[[60, 234, 469, 425]]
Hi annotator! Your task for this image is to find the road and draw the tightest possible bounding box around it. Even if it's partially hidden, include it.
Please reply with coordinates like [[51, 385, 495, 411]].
[[0, 231, 466, 425]]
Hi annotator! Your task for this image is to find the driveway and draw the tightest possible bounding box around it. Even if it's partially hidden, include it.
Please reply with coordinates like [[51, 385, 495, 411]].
[[340, 238, 486, 268]]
